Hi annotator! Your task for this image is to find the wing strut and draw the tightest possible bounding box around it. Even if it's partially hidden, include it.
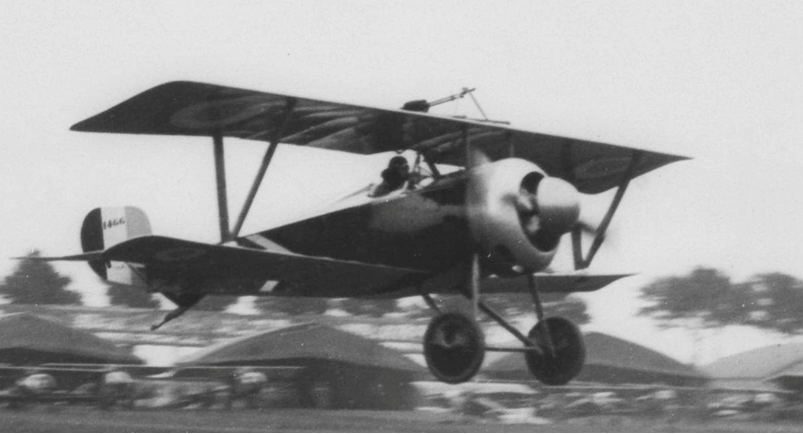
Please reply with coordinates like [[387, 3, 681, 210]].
[[231, 98, 298, 239], [213, 133, 231, 242], [572, 150, 644, 269]]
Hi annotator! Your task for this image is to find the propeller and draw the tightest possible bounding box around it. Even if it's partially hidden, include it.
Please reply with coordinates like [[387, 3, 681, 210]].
[[466, 145, 609, 273], [467, 147, 582, 236], [514, 172, 608, 242], [507, 172, 581, 252]]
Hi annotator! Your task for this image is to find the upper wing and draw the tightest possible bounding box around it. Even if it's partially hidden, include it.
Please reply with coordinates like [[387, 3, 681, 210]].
[[71, 81, 688, 194], [88, 235, 428, 298]]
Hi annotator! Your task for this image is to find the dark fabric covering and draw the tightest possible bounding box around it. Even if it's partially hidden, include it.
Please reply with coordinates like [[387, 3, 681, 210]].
[[72, 81, 687, 195]]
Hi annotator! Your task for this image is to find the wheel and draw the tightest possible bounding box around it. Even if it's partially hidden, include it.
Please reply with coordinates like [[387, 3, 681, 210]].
[[525, 316, 585, 385], [423, 312, 485, 384]]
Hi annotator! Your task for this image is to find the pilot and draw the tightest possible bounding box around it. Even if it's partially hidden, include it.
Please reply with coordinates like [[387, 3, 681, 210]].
[[371, 156, 412, 197]]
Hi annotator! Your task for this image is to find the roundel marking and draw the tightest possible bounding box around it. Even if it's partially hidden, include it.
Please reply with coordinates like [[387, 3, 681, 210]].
[[170, 96, 285, 130], [154, 247, 207, 262], [573, 157, 632, 181]]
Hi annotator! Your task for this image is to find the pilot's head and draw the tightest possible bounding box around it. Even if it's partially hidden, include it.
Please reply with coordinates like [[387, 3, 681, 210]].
[[388, 156, 409, 175]]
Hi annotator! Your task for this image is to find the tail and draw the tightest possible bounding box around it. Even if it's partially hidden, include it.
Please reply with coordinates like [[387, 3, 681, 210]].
[[81, 207, 151, 285]]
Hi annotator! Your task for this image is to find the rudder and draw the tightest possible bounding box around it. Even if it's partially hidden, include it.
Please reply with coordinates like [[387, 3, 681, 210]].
[[81, 207, 151, 285]]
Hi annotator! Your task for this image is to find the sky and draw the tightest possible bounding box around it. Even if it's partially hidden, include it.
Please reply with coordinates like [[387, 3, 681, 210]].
[[2, 0, 803, 364]]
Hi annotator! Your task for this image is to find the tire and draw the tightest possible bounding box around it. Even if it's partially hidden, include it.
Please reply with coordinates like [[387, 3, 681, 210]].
[[423, 312, 485, 384], [525, 316, 585, 385]]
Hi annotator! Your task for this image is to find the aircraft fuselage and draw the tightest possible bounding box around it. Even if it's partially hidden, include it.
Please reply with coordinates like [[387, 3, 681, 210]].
[[255, 173, 474, 273]]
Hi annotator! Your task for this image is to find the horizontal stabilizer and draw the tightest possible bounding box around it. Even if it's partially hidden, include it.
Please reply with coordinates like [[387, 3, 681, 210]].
[[26, 251, 104, 262]]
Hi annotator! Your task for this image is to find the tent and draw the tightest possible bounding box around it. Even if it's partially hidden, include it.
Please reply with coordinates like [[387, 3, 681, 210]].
[[0, 313, 142, 366], [702, 342, 803, 392], [180, 322, 424, 409], [487, 332, 708, 387]]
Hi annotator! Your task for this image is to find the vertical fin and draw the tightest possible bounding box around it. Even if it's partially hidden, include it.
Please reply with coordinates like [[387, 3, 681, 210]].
[[80, 207, 151, 285]]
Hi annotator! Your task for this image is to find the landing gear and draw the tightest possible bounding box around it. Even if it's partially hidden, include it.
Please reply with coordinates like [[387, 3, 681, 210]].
[[423, 312, 485, 384], [419, 264, 586, 385], [525, 317, 585, 385]]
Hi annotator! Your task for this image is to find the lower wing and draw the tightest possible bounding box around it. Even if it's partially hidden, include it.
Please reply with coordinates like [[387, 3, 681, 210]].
[[42, 235, 428, 298], [40, 235, 627, 298], [482, 272, 632, 294]]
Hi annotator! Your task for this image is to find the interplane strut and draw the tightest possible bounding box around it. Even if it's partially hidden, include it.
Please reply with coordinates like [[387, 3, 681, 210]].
[[572, 150, 644, 269]]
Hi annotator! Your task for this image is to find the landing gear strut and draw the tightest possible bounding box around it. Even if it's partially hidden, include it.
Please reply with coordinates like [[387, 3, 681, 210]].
[[523, 273, 585, 385]]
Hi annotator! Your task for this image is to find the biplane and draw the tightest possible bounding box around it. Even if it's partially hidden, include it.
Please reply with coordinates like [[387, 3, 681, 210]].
[[39, 81, 687, 385]]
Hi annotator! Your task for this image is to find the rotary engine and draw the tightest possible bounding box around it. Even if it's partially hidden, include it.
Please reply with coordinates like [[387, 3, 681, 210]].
[[467, 158, 581, 276]]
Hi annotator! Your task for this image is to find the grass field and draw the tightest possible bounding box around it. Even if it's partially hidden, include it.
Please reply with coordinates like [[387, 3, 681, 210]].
[[2, 407, 803, 433]]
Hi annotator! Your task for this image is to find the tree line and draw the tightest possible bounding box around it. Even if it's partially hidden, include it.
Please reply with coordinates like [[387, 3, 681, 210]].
[[638, 267, 803, 335]]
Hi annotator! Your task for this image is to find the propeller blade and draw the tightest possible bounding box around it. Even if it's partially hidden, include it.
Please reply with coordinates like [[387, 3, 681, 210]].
[[536, 177, 580, 233], [467, 145, 491, 168], [575, 219, 600, 237], [466, 147, 494, 214], [573, 217, 616, 253]]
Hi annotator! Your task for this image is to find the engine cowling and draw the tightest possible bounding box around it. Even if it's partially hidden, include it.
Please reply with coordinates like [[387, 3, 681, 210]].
[[467, 158, 580, 275]]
